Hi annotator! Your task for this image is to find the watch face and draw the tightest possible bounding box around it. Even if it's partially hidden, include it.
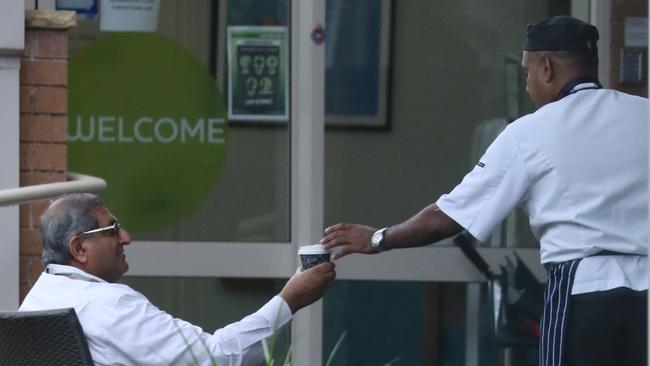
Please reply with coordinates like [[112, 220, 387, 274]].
[[371, 231, 382, 245], [371, 228, 388, 252]]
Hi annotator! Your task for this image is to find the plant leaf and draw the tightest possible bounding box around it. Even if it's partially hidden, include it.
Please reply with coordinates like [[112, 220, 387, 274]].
[[281, 342, 293, 366], [262, 338, 273, 364], [325, 331, 347, 366], [383, 355, 404, 365], [174, 322, 206, 366]]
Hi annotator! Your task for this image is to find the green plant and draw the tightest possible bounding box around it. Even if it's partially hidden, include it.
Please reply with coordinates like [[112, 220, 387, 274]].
[[261, 337, 292, 366], [324, 331, 346, 366], [176, 323, 347, 366], [174, 322, 220, 366]]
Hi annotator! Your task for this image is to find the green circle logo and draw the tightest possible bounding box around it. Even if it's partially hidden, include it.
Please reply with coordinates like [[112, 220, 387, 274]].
[[68, 33, 228, 234]]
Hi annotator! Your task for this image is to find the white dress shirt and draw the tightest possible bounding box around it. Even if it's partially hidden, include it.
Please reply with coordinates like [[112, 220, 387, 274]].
[[19, 264, 292, 366], [437, 83, 648, 294]]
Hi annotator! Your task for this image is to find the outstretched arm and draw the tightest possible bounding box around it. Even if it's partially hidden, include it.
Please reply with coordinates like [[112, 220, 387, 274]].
[[104, 263, 336, 366], [321, 203, 463, 260]]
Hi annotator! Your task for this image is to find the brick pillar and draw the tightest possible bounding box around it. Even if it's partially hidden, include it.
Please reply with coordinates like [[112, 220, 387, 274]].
[[609, 0, 648, 97], [19, 10, 75, 303]]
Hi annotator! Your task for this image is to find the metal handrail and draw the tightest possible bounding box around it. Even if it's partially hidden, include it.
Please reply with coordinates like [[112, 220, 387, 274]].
[[0, 172, 106, 206]]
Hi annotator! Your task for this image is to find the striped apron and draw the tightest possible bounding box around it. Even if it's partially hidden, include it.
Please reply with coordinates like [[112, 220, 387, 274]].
[[539, 259, 581, 366]]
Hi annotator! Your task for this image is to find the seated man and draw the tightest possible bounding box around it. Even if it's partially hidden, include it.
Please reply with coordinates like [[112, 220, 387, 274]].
[[19, 193, 335, 366]]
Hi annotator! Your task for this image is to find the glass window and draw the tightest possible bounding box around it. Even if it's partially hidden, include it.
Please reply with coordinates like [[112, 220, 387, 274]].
[[323, 280, 430, 365], [65, 0, 295, 357], [323, 1, 569, 365], [65, 0, 292, 243]]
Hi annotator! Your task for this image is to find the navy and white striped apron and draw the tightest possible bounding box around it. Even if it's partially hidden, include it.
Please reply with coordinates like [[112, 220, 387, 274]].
[[539, 259, 581, 366]]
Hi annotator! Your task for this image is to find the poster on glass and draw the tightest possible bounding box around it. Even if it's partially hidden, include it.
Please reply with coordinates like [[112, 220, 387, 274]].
[[227, 26, 289, 122]]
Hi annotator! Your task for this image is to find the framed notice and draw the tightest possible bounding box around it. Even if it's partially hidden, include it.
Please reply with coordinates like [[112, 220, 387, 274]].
[[325, 0, 392, 129], [227, 26, 289, 122]]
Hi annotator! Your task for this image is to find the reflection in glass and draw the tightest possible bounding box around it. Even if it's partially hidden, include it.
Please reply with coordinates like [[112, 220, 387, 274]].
[[66, 0, 292, 243]]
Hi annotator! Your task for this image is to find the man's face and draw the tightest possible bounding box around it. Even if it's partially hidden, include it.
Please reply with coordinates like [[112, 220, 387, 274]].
[[81, 206, 131, 282], [521, 51, 549, 108]]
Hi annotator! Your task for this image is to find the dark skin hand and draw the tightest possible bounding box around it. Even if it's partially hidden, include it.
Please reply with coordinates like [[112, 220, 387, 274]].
[[320, 203, 463, 260]]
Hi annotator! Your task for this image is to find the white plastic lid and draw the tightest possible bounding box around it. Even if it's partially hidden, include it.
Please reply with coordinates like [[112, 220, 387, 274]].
[[298, 244, 330, 254]]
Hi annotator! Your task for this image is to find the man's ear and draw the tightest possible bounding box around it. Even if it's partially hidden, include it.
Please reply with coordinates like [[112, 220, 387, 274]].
[[68, 236, 88, 264], [541, 54, 554, 83]]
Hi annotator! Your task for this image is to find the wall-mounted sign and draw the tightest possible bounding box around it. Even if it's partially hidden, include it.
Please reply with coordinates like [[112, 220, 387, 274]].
[[56, 0, 98, 21], [227, 26, 289, 122], [100, 0, 160, 32], [624, 17, 648, 48], [68, 33, 228, 234]]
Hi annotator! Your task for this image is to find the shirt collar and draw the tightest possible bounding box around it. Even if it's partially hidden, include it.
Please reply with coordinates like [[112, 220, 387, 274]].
[[556, 77, 602, 100], [46, 264, 106, 283]]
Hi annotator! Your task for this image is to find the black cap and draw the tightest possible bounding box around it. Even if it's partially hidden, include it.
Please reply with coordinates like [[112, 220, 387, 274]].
[[523, 16, 599, 55]]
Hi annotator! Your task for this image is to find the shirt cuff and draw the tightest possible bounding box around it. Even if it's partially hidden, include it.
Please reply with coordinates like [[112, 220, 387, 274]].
[[257, 295, 293, 330]]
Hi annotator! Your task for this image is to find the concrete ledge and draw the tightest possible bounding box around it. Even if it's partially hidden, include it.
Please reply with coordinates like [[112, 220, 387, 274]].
[[25, 10, 76, 30]]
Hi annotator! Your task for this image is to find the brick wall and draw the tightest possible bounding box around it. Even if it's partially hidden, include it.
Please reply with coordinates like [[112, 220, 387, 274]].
[[610, 0, 648, 96], [19, 12, 74, 302]]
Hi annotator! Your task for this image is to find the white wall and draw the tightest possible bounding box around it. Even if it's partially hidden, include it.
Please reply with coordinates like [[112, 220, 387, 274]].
[[0, 0, 23, 310], [0, 0, 23, 53]]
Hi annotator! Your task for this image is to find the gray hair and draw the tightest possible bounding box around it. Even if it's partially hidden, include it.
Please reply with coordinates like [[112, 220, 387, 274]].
[[40, 193, 104, 266]]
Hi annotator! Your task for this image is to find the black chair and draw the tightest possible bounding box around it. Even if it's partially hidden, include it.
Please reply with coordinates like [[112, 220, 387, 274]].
[[0, 308, 93, 366]]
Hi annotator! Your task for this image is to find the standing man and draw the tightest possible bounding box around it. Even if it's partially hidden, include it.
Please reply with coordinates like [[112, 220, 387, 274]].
[[321, 16, 647, 366], [20, 193, 336, 366]]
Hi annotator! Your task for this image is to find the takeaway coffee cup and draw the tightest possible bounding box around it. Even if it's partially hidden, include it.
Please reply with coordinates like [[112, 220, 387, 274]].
[[298, 244, 331, 270]]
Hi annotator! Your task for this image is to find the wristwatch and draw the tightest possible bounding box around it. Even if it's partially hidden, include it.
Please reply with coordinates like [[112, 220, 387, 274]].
[[371, 227, 389, 252]]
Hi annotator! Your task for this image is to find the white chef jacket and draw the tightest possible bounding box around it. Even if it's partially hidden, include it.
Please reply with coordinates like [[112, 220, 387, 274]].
[[437, 82, 648, 294], [19, 264, 292, 366]]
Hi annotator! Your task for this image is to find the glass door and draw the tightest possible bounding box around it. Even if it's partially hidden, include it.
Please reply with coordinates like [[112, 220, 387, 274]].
[[64, 0, 326, 362], [319, 1, 573, 365]]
